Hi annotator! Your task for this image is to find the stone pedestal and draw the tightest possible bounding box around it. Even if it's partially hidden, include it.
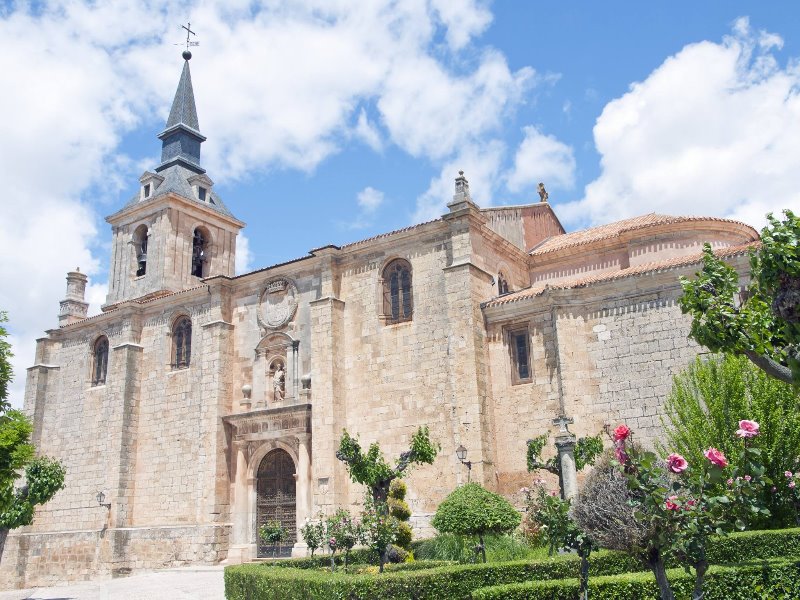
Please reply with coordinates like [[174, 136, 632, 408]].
[[555, 433, 578, 500]]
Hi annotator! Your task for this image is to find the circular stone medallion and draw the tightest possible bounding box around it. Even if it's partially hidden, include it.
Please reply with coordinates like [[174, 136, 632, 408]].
[[259, 278, 298, 329]]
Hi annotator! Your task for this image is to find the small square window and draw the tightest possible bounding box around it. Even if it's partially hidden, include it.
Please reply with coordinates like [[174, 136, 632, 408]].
[[509, 327, 532, 384], [198, 187, 207, 202], [143, 183, 151, 198]]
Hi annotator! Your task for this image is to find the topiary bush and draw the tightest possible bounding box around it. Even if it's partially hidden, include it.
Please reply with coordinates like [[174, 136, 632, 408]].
[[432, 483, 521, 563]]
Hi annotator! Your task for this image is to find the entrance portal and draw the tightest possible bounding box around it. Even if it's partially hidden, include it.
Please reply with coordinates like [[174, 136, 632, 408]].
[[256, 449, 297, 557]]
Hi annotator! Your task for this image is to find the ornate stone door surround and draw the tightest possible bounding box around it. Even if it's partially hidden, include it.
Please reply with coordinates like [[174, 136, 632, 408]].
[[223, 404, 312, 561]]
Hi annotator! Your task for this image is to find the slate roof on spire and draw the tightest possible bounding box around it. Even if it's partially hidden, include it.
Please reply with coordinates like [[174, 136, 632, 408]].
[[165, 60, 200, 132], [156, 58, 206, 174]]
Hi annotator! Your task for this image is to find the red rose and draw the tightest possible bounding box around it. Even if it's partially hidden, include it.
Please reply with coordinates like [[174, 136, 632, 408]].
[[613, 424, 631, 442]]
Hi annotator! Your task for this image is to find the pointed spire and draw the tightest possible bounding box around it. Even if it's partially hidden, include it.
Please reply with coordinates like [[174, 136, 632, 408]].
[[156, 55, 207, 174], [165, 60, 200, 132]]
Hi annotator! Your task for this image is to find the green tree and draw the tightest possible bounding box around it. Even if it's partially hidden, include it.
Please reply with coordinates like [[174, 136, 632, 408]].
[[335, 426, 439, 503], [660, 354, 800, 526], [679, 209, 800, 384], [432, 482, 520, 563], [325, 509, 361, 572], [524, 485, 595, 600], [299, 517, 325, 557], [259, 520, 287, 559], [0, 312, 66, 561]]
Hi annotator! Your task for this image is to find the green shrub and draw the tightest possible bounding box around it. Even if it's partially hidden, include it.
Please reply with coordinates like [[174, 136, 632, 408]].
[[471, 558, 800, 599], [432, 483, 520, 563], [661, 353, 800, 527], [395, 522, 413, 548]]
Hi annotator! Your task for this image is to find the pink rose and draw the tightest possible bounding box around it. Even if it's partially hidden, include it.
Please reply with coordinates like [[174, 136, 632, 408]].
[[790, 481, 796, 489], [665, 496, 680, 511], [785, 471, 793, 478], [736, 420, 760, 438], [613, 424, 631, 442], [726, 478, 734, 486], [744, 475, 752, 482], [704, 447, 728, 468], [667, 453, 688, 474]]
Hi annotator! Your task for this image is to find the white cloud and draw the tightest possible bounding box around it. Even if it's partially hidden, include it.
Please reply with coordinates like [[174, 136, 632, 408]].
[[354, 109, 383, 152], [413, 140, 506, 222], [357, 187, 385, 213], [506, 126, 576, 194], [560, 18, 800, 229], [235, 233, 254, 275], [430, 0, 493, 51], [378, 50, 534, 160]]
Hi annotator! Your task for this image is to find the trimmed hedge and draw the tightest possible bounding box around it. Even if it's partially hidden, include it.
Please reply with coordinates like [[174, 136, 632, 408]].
[[704, 527, 800, 563], [263, 547, 376, 570], [225, 552, 638, 600], [472, 558, 800, 599], [225, 529, 800, 600]]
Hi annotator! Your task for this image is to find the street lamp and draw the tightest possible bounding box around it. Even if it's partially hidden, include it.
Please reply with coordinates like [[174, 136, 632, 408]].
[[456, 445, 472, 482], [96, 491, 111, 509]]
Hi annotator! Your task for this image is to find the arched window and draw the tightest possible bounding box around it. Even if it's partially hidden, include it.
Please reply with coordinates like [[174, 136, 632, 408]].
[[133, 225, 148, 277], [191, 228, 208, 278], [92, 336, 109, 386], [382, 259, 413, 324], [172, 317, 192, 369]]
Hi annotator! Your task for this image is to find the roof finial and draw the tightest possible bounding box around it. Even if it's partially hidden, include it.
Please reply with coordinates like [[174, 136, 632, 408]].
[[177, 22, 199, 61]]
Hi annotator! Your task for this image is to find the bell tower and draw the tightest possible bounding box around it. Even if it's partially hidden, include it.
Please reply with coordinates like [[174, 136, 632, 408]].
[[104, 51, 244, 308]]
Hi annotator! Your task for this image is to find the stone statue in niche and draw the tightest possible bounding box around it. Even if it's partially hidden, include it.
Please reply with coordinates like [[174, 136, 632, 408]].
[[272, 360, 286, 403]]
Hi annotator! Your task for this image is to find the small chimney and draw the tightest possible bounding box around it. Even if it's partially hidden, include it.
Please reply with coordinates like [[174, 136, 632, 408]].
[[59, 268, 89, 326]]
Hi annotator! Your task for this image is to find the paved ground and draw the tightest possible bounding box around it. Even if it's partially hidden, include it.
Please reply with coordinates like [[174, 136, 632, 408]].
[[0, 566, 226, 600]]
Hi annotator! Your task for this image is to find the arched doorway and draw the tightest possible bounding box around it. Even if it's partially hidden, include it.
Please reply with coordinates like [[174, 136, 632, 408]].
[[256, 449, 296, 557]]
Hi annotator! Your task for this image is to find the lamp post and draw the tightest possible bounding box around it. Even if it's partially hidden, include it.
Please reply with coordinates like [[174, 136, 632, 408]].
[[456, 444, 473, 483]]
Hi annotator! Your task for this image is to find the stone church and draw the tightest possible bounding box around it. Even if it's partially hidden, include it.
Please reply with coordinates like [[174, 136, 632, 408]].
[[2, 55, 759, 587]]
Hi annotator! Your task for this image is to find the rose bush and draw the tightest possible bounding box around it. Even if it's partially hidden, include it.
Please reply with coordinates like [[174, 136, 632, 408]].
[[598, 421, 769, 600]]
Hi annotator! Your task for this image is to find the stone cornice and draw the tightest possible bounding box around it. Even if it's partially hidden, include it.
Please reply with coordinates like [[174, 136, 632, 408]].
[[106, 192, 244, 230]]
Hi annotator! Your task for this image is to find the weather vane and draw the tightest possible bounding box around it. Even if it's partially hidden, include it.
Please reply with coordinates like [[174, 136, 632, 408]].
[[176, 22, 199, 60]]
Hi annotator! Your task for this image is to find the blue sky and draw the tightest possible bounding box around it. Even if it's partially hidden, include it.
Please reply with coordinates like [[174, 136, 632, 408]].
[[2, 0, 800, 406]]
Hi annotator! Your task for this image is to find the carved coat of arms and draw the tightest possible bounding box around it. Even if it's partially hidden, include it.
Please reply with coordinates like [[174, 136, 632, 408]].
[[258, 278, 298, 330]]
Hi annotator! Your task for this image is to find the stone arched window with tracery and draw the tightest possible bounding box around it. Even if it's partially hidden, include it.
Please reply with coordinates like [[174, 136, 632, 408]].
[[91, 336, 109, 386], [172, 316, 192, 369], [382, 259, 413, 324]]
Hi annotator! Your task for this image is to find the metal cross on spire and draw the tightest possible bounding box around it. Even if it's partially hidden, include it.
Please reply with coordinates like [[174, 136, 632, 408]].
[[176, 22, 199, 59]]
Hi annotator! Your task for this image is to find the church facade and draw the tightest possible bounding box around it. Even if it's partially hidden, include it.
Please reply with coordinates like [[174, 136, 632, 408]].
[[2, 57, 759, 587]]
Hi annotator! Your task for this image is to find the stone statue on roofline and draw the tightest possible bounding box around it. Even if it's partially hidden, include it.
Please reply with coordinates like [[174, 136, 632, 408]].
[[538, 182, 549, 203]]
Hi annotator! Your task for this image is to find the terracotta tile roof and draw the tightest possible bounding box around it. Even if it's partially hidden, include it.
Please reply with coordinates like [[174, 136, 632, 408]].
[[484, 242, 758, 308], [529, 214, 756, 256], [340, 218, 441, 249], [59, 285, 208, 328]]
